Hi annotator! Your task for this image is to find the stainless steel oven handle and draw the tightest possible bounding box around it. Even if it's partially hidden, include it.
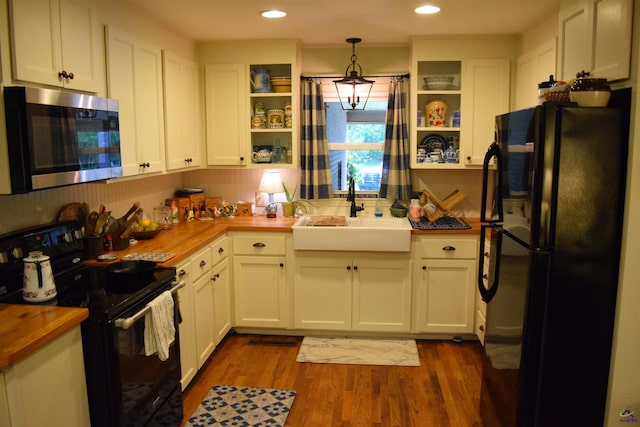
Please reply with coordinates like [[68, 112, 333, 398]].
[[115, 280, 185, 330]]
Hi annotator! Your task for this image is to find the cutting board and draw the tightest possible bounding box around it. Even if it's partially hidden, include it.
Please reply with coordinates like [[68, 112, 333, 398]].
[[306, 215, 346, 226]]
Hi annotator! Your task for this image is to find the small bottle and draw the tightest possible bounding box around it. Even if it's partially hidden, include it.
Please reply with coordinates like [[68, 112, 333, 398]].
[[410, 199, 421, 221], [104, 234, 113, 252], [375, 201, 383, 217]]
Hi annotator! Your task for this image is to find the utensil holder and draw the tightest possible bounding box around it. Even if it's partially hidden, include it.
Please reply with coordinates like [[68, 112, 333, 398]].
[[113, 235, 130, 251], [83, 236, 104, 259]]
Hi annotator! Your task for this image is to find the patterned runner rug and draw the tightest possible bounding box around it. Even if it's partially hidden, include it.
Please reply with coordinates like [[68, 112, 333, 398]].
[[185, 385, 296, 426], [296, 337, 421, 366]]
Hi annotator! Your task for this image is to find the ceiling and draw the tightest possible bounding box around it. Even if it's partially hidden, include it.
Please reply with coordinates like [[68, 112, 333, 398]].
[[117, 0, 561, 46]]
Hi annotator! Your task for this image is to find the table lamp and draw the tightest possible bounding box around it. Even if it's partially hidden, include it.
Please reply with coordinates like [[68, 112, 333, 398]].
[[258, 170, 282, 218]]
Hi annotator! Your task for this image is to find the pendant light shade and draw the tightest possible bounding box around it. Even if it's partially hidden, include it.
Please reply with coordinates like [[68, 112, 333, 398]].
[[334, 38, 374, 110]]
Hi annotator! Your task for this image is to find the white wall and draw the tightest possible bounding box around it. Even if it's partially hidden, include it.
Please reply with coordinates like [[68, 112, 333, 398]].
[[605, 0, 640, 421]]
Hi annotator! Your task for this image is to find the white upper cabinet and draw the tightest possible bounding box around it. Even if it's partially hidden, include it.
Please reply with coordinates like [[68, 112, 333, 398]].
[[557, 0, 632, 81], [106, 25, 165, 176], [163, 50, 203, 171], [9, 0, 100, 92]]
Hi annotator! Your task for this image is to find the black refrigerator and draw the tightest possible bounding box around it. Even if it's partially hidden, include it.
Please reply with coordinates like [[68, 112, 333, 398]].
[[477, 91, 630, 427]]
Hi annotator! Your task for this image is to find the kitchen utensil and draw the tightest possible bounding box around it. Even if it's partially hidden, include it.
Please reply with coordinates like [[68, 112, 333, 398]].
[[121, 202, 141, 222], [95, 211, 111, 235], [22, 251, 57, 302], [86, 211, 99, 235]]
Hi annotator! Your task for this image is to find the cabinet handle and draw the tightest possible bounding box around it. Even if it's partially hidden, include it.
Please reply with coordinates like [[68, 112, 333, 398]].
[[484, 251, 490, 257], [466, 155, 471, 161], [279, 263, 284, 268], [200, 260, 207, 268], [483, 274, 489, 279], [218, 247, 224, 254], [211, 273, 220, 281], [240, 156, 245, 162], [139, 162, 150, 168], [346, 266, 351, 270], [353, 265, 358, 270], [442, 246, 456, 251], [479, 325, 485, 332], [422, 265, 427, 270], [252, 242, 266, 248], [58, 70, 74, 80], [178, 269, 187, 277]]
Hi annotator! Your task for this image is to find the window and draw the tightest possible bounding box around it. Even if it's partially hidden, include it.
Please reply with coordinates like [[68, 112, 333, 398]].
[[326, 101, 387, 193]]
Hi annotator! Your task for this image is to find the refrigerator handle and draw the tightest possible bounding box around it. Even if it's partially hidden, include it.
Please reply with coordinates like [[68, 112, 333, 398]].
[[478, 224, 503, 303], [480, 142, 504, 223]]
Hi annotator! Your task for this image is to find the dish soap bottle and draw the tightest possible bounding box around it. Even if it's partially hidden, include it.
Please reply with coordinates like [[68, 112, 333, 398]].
[[410, 199, 422, 221], [375, 200, 383, 217]]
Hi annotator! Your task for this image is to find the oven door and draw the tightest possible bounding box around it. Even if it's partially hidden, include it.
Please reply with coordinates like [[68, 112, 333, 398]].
[[112, 291, 183, 427]]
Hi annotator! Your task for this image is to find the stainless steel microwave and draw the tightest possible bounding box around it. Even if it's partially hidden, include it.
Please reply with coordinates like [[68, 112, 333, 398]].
[[3, 86, 122, 194]]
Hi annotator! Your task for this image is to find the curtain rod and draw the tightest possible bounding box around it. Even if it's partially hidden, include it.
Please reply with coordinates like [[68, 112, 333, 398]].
[[300, 73, 410, 80]]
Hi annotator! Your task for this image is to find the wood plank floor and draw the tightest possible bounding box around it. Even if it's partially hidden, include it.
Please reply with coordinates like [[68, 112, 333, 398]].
[[181, 333, 485, 426]]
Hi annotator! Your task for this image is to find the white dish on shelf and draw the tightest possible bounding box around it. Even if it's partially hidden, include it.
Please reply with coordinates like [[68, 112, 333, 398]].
[[423, 75, 455, 90]]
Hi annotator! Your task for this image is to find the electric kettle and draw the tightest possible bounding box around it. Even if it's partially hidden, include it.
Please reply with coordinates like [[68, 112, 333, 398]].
[[23, 251, 57, 302]]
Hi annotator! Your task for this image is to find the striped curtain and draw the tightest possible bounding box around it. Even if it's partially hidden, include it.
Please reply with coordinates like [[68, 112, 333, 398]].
[[300, 79, 334, 199], [379, 77, 412, 200]]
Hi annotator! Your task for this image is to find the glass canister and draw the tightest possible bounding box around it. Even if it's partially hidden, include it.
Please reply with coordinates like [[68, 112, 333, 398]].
[[153, 205, 173, 229], [409, 199, 422, 221], [267, 109, 285, 128], [425, 99, 448, 127]]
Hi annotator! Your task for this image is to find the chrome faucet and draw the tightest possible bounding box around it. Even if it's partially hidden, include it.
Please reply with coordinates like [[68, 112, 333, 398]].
[[347, 177, 364, 217]]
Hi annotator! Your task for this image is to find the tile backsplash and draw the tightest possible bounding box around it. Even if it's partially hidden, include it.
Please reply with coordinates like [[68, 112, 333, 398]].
[[0, 168, 482, 234]]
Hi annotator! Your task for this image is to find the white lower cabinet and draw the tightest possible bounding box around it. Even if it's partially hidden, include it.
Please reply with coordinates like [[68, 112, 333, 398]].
[[175, 236, 231, 389], [1, 327, 90, 427], [232, 233, 289, 328], [294, 252, 412, 332], [412, 236, 478, 334]]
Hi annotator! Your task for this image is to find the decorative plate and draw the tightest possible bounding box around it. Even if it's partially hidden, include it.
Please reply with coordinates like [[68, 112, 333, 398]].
[[419, 134, 448, 153]]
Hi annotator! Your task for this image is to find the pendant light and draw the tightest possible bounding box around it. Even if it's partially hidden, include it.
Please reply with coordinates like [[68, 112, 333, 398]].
[[334, 38, 374, 110]]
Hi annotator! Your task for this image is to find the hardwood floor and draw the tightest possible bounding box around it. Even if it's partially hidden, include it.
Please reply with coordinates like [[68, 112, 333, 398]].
[[181, 333, 485, 426]]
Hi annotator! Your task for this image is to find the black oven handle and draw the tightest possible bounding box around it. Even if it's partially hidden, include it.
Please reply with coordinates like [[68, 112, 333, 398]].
[[114, 280, 185, 330]]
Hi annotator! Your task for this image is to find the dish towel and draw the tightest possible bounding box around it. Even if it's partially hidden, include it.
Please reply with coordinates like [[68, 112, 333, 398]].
[[144, 291, 175, 361]]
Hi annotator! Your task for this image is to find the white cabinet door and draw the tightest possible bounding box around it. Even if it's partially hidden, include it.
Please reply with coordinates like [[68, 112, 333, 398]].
[[212, 257, 232, 344], [558, 0, 632, 81], [294, 256, 353, 330], [205, 64, 248, 166], [3, 327, 90, 427], [413, 259, 477, 334], [352, 257, 412, 332], [175, 260, 197, 389], [106, 26, 165, 176], [193, 270, 215, 368], [233, 255, 287, 328], [163, 51, 203, 171], [461, 58, 510, 166], [9, 0, 100, 92]]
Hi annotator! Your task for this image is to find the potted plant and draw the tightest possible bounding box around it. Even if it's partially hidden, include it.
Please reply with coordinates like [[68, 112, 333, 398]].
[[281, 183, 311, 217]]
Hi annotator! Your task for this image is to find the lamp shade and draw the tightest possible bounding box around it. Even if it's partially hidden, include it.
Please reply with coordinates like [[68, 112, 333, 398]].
[[258, 170, 283, 194]]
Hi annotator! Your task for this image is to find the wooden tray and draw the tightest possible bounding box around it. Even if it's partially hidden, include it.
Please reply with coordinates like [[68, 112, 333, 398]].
[[306, 215, 346, 226]]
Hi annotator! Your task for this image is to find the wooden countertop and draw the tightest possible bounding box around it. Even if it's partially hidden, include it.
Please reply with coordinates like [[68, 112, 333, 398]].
[[1, 214, 479, 368], [0, 304, 88, 369]]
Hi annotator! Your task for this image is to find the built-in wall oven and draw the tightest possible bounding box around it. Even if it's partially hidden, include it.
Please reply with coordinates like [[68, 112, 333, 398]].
[[0, 222, 183, 427]]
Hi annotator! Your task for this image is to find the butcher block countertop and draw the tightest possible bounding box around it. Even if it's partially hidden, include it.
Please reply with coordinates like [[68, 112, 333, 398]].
[[1, 215, 479, 367], [0, 304, 88, 369]]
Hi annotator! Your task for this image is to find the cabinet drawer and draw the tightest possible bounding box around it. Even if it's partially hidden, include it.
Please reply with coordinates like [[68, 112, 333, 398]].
[[211, 236, 230, 264], [191, 246, 212, 279], [233, 235, 285, 255], [417, 238, 477, 259]]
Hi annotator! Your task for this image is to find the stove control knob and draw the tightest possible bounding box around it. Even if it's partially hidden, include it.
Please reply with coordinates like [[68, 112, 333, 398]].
[[74, 229, 84, 240], [63, 232, 73, 243], [0, 251, 8, 264], [10, 247, 23, 260]]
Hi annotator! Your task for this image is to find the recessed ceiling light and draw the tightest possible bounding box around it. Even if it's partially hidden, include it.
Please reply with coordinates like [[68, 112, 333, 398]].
[[261, 10, 287, 18], [415, 5, 441, 14]]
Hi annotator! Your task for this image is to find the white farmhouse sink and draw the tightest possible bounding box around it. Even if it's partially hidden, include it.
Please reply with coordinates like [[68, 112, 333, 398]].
[[292, 215, 412, 252]]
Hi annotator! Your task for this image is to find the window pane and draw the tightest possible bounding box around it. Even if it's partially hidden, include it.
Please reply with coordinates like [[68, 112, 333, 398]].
[[327, 101, 386, 192]]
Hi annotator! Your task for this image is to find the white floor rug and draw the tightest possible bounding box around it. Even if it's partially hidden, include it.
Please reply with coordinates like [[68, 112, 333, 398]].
[[296, 337, 420, 366]]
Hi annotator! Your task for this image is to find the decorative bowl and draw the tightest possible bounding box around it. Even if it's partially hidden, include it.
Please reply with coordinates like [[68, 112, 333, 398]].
[[569, 91, 611, 107], [130, 229, 162, 239], [390, 207, 408, 218], [423, 75, 455, 90], [271, 77, 292, 93]]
